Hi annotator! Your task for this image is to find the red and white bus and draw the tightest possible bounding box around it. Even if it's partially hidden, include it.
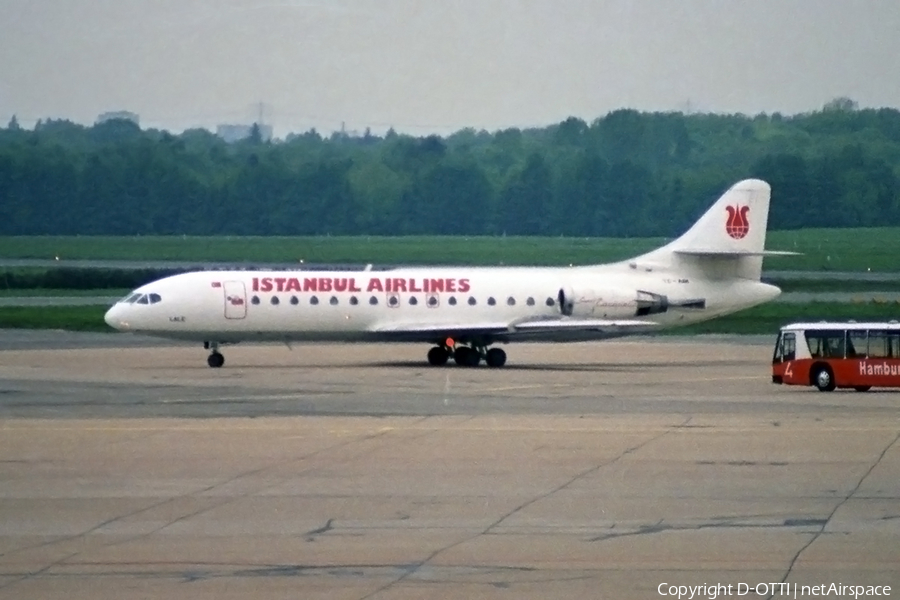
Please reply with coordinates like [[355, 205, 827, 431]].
[[772, 322, 900, 392]]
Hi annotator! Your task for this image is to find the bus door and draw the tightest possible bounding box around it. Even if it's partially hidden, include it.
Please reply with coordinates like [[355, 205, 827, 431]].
[[223, 281, 247, 319], [773, 332, 796, 363], [772, 332, 796, 383]]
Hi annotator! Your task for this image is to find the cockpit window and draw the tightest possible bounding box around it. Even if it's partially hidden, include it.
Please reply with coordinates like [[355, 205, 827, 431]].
[[121, 293, 141, 304], [136, 294, 150, 305], [148, 293, 162, 304]]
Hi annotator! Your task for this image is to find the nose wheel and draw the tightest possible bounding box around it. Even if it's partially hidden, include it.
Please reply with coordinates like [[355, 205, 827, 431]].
[[207, 351, 225, 368], [204, 341, 224, 368]]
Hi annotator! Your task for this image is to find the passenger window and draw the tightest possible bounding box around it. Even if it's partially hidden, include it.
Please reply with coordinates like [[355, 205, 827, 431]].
[[330, 296, 338, 305], [349, 296, 359, 306], [526, 297, 535, 306], [545, 297, 555, 307], [409, 297, 418, 305], [149, 293, 162, 304], [487, 297, 496, 306], [310, 296, 319, 305], [290, 296, 299, 305], [369, 296, 378, 305], [427, 295, 438, 307], [468, 297, 477, 306], [448, 296, 457, 306], [847, 331, 867, 358], [507, 297, 516, 306], [136, 295, 149, 305], [826, 334, 845, 358], [271, 296, 280, 305], [867, 330, 898, 358], [805, 330, 845, 359], [251, 296, 260, 305]]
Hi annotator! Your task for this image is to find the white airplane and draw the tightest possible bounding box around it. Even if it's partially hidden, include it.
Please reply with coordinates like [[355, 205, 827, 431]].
[[105, 179, 787, 368]]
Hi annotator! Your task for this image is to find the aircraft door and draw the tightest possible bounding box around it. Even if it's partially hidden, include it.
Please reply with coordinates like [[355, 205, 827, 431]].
[[223, 281, 247, 319]]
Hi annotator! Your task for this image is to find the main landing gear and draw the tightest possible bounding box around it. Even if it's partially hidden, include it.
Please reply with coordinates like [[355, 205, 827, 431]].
[[204, 341, 224, 368], [426, 344, 507, 368]]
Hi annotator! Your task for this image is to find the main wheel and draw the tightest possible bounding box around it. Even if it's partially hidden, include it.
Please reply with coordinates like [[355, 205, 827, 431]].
[[454, 346, 480, 367], [812, 365, 835, 392], [485, 347, 507, 368], [427, 346, 449, 366], [207, 352, 225, 368]]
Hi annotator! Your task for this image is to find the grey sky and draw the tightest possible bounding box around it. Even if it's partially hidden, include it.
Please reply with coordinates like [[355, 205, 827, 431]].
[[2, 0, 899, 136]]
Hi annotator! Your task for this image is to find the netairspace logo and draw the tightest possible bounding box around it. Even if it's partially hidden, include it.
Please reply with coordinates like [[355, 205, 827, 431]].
[[658, 582, 892, 599]]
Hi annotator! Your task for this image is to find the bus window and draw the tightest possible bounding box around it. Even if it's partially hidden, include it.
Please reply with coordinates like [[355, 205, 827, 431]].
[[782, 333, 796, 361], [773, 332, 796, 363], [869, 330, 889, 357], [868, 330, 900, 358], [847, 330, 867, 358], [805, 330, 845, 359]]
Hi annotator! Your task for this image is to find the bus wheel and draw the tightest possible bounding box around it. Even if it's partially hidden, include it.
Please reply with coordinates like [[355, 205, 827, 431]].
[[813, 365, 836, 392], [854, 385, 871, 392]]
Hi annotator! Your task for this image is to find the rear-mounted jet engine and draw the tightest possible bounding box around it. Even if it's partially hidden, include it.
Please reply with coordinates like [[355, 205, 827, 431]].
[[557, 287, 704, 318]]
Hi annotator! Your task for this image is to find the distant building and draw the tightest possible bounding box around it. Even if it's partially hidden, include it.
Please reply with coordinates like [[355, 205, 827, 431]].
[[95, 111, 140, 126], [216, 123, 273, 143]]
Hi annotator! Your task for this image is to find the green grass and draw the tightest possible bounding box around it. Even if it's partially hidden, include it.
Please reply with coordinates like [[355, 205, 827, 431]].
[[3, 301, 900, 335], [766, 228, 900, 272], [0, 288, 128, 297], [674, 301, 900, 335], [0, 235, 657, 266], [0, 305, 112, 332], [769, 279, 900, 293], [1, 227, 899, 270]]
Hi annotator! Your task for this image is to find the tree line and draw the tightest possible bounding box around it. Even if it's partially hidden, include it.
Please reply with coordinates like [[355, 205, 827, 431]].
[[2, 98, 900, 237]]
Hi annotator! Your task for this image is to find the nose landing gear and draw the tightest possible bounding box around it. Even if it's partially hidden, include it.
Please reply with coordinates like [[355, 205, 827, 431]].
[[204, 341, 224, 368]]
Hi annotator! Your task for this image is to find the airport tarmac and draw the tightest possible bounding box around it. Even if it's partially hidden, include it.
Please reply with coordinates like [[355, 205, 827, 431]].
[[1, 332, 899, 599]]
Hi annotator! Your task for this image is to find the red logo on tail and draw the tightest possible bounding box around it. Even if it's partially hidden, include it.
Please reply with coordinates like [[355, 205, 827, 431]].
[[725, 205, 750, 239]]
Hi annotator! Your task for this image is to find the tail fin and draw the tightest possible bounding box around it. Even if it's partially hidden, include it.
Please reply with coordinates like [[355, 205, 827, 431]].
[[636, 179, 788, 280], [668, 178, 771, 255]]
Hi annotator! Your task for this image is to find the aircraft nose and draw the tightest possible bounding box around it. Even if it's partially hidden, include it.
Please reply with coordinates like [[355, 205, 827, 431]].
[[104, 304, 127, 331]]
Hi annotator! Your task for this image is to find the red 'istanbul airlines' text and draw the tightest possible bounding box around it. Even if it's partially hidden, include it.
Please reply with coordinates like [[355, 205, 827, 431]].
[[252, 276, 471, 294]]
